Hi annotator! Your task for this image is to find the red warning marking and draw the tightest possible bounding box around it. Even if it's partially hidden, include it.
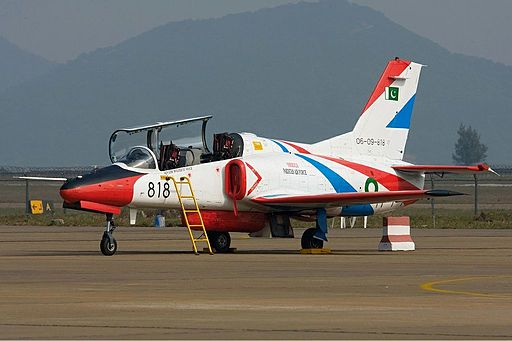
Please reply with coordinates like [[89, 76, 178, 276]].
[[246, 162, 262, 196]]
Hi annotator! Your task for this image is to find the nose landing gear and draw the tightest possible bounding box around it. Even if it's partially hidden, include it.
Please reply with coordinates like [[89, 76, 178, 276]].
[[100, 213, 117, 256]]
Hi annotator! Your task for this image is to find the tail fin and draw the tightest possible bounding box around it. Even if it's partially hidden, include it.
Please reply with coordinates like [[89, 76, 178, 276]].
[[352, 58, 423, 160], [313, 58, 424, 160]]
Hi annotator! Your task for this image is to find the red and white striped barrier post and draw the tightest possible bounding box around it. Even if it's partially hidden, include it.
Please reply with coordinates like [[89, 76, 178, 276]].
[[378, 216, 415, 251]]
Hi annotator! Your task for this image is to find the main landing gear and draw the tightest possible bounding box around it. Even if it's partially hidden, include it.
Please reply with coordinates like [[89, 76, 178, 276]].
[[208, 231, 231, 253], [301, 228, 324, 249], [100, 213, 117, 256], [301, 208, 328, 249]]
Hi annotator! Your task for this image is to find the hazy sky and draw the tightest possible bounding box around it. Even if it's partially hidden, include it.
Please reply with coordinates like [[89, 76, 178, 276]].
[[0, 0, 304, 62], [355, 0, 512, 66], [0, 0, 511, 65]]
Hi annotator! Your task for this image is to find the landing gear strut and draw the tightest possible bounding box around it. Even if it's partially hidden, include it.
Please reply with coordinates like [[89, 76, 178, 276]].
[[301, 208, 328, 249], [208, 231, 231, 253], [100, 213, 117, 256]]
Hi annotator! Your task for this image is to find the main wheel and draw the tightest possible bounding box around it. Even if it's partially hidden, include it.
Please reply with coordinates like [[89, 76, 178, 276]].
[[100, 233, 117, 256], [301, 228, 324, 249], [208, 231, 231, 253]]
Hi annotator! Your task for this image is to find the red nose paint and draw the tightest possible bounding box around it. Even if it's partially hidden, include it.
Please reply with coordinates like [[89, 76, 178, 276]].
[[60, 175, 143, 207]]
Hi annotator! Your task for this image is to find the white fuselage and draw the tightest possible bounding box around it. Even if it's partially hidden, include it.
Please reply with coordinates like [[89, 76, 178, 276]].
[[126, 135, 425, 217]]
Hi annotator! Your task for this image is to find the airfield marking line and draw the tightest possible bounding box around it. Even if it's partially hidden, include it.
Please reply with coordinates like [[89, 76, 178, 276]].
[[420, 275, 512, 298]]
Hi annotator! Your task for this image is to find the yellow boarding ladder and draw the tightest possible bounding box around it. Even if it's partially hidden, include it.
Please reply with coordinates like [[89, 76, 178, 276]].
[[169, 176, 213, 255]]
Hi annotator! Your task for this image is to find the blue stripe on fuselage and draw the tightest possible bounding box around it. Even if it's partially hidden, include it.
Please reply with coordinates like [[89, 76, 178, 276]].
[[295, 154, 374, 215], [295, 154, 356, 193], [271, 139, 289, 152]]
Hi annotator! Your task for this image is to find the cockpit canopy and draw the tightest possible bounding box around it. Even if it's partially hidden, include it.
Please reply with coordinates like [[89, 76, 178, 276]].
[[110, 113, 319, 172], [109, 116, 212, 169], [109, 115, 250, 171], [117, 146, 157, 169]]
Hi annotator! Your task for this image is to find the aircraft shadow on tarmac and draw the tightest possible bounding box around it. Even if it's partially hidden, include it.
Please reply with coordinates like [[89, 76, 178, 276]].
[[20, 243, 512, 257], [22, 249, 386, 257]]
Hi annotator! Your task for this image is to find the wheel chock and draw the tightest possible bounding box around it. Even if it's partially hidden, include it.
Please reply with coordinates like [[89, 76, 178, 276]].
[[300, 248, 332, 254]]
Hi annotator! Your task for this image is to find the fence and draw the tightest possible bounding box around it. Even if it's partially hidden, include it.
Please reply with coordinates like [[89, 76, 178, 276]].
[[1, 165, 511, 217], [0, 166, 99, 214]]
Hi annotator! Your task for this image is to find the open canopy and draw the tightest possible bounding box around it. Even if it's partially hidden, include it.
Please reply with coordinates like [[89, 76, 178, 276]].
[[109, 115, 212, 169]]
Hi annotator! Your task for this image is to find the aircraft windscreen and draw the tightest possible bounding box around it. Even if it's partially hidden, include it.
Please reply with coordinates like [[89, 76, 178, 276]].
[[117, 147, 157, 169], [110, 130, 148, 163]]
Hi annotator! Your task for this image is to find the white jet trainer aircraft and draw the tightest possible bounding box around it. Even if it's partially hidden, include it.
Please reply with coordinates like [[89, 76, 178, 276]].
[[59, 58, 494, 255]]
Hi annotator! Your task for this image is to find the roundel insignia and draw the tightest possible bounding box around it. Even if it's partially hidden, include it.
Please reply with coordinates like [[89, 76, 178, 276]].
[[365, 178, 379, 192]]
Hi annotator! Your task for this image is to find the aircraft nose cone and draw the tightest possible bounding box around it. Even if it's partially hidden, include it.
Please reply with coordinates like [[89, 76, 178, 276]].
[[59, 165, 143, 207], [59, 177, 83, 203], [60, 177, 80, 190]]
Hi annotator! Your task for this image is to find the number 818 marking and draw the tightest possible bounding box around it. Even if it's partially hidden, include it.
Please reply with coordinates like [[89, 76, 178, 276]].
[[148, 181, 171, 198]]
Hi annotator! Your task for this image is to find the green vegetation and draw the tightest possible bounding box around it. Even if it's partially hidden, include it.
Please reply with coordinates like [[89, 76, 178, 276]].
[[2, 207, 512, 229], [453, 123, 488, 165], [373, 208, 512, 229], [0, 208, 182, 227]]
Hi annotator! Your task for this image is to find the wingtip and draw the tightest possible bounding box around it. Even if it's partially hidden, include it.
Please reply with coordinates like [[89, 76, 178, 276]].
[[488, 167, 500, 176], [477, 163, 499, 176]]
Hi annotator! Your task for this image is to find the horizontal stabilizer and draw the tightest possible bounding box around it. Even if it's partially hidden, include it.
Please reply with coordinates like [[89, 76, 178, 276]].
[[392, 163, 497, 175], [252, 189, 463, 209]]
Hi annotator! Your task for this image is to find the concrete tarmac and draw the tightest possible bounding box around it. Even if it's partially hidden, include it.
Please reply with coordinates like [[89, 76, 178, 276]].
[[1, 225, 511, 339]]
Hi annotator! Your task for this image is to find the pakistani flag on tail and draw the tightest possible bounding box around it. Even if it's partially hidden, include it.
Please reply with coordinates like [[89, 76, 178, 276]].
[[385, 86, 399, 101]]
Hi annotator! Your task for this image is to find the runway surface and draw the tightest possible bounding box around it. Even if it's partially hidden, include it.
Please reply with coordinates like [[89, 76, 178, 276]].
[[1, 226, 511, 339]]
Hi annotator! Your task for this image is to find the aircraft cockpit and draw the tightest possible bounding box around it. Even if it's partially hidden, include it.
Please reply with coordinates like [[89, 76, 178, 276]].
[[109, 115, 246, 171], [117, 146, 157, 170]]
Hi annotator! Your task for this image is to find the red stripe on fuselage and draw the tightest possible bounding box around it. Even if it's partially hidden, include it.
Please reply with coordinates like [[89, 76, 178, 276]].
[[279, 140, 311, 154], [361, 59, 411, 114], [317, 155, 419, 191], [60, 174, 143, 207]]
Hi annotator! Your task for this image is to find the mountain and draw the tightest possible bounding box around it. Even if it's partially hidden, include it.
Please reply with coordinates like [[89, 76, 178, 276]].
[[1, 0, 511, 166], [0, 36, 56, 92]]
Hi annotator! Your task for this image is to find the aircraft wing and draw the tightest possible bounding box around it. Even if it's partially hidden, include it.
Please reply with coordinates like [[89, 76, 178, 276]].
[[17, 176, 67, 181], [392, 163, 497, 175], [251, 189, 462, 208]]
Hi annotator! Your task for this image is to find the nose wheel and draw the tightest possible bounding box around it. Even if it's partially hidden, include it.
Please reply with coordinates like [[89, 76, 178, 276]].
[[100, 213, 117, 256], [100, 232, 117, 256]]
